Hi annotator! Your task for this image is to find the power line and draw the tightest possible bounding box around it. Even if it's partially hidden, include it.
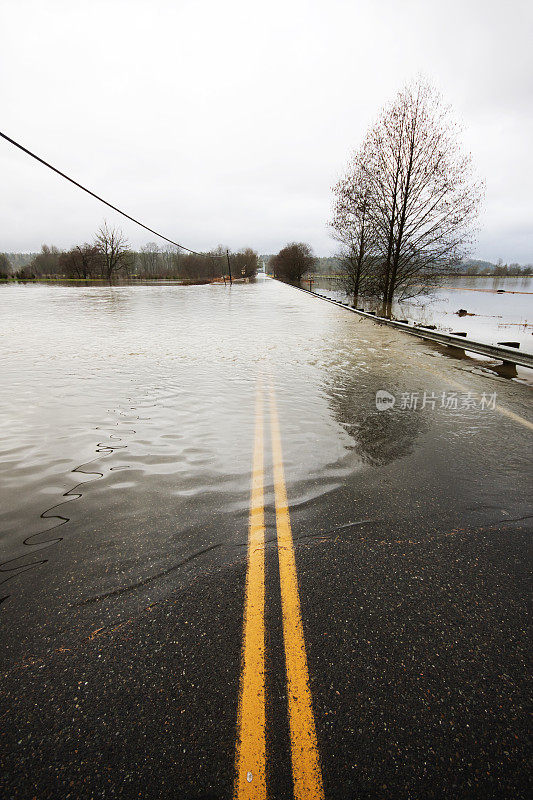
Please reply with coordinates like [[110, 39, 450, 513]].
[[0, 130, 224, 257]]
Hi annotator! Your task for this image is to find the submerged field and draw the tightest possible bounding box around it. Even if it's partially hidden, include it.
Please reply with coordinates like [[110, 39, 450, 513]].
[[309, 275, 533, 351]]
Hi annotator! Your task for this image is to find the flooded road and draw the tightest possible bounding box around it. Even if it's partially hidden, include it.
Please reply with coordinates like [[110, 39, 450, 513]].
[[1, 277, 531, 799]]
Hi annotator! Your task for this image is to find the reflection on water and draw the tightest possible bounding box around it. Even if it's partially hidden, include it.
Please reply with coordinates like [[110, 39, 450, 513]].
[[324, 375, 426, 466]]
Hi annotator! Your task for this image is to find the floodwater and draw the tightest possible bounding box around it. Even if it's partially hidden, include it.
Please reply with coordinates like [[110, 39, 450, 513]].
[[0, 277, 531, 662], [0, 276, 372, 662], [311, 275, 533, 350], [1, 277, 531, 798]]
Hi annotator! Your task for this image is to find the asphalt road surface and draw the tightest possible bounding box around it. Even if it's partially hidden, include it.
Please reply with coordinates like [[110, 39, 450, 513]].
[[1, 276, 531, 799]]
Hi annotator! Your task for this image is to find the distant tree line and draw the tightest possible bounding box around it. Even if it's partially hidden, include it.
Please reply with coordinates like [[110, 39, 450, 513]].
[[0, 253, 11, 279], [304, 256, 533, 279], [0, 222, 259, 282], [331, 78, 484, 315], [461, 259, 532, 276]]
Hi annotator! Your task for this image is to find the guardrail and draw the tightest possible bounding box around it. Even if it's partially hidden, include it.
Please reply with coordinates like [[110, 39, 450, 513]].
[[292, 284, 533, 370]]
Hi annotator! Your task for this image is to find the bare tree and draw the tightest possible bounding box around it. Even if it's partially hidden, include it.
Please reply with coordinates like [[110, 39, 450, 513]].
[[94, 222, 131, 280], [160, 244, 181, 278], [179, 247, 225, 282], [335, 79, 483, 315], [60, 244, 102, 279], [138, 242, 162, 277], [0, 253, 11, 278], [20, 245, 62, 278], [270, 243, 315, 283], [332, 145, 379, 306]]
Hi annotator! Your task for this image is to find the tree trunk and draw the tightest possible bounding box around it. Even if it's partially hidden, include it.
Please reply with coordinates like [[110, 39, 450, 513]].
[[381, 299, 392, 318]]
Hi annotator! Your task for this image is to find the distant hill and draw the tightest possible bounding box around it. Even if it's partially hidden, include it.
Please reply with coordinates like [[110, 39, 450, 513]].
[[460, 258, 495, 271]]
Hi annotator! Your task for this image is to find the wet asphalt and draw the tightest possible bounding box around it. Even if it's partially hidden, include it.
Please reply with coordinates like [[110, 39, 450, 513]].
[[1, 278, 532, 799]]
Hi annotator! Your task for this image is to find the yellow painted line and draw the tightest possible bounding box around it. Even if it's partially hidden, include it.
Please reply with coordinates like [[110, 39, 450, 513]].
[[366, 331, 533, 431], [494, 405, 533, 431], [417, 363, 533, 432], [269, 384, 325, 800], [234, 382, 267, 800]]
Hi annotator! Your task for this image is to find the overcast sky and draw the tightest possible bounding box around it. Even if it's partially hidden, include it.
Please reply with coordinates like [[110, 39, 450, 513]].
[[1, 0, 532, 261]]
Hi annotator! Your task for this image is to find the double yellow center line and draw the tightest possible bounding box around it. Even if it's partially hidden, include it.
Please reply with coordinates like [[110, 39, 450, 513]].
[[234, 379, 324, 800], [234, 383, 267, 798]]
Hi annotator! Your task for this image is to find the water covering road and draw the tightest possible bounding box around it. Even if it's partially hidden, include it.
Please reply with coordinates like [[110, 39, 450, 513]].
[[1, 276, 531, 799]]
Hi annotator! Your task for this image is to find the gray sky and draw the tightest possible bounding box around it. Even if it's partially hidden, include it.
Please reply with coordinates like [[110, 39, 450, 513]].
[[1, 0, 532, 261]]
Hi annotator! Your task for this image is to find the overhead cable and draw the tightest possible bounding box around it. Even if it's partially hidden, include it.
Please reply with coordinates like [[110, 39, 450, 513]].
[[0, 130, 223, 257]]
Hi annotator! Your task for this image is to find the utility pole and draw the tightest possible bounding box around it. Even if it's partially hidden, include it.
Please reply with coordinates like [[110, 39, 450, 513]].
[[226, 249, 233, 285]]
